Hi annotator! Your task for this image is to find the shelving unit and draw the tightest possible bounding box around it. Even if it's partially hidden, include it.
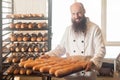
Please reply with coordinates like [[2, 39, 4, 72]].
[[0, 0, 52, 80]]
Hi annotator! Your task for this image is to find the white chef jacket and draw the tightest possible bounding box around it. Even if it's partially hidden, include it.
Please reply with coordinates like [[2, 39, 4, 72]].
[[46, 18, 106, 69]]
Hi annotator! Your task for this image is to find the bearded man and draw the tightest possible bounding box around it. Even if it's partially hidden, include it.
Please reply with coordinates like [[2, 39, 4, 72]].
[[42, 2, 106, 80]]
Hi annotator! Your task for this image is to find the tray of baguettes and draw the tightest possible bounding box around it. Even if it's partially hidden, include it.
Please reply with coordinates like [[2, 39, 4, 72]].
[[6, 56, 90, 77]]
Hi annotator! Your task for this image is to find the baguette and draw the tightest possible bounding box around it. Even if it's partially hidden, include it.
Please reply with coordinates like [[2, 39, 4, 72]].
[[33, 63, 48, 71], [24, 61, 41, 68], [18, 59, 34, 67], [39, 59, 78, 72], [33, 60, 60, 71], [40, 59, 78, 73], [39, 62, 57, 73], [49, 60, 79, 74], [20, 57, 28, 62], [54, 61, 88, 77], [49, 65, 71, 75]]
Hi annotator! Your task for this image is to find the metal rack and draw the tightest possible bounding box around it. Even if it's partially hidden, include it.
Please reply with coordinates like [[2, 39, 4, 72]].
[[0, 0, 52, 80]]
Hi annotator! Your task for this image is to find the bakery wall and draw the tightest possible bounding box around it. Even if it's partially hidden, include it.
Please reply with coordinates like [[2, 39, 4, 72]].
[[14, 0, 47, 15]]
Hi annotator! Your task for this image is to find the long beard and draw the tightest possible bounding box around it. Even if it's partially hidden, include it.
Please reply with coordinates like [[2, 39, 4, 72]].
[[72, 17, 87, 33]]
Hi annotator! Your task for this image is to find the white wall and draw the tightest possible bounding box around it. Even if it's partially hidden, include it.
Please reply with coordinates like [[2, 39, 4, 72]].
[[14, 0, 46, 15]]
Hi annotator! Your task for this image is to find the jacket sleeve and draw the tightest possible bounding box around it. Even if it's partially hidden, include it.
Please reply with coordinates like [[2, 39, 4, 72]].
[[90, 27, 106, 69]]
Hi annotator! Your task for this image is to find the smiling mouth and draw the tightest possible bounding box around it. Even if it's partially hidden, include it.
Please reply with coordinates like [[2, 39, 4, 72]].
[[75, 18, 81, 22]]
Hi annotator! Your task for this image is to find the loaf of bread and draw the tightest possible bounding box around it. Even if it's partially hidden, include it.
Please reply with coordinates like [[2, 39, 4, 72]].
[[12, 57, 20, 63], [10, 34, 17, 41], [54, 61, 88, 77], [28, 23, 34, 29], [13, 68, 20, 75], [26, 69, 32, 75], [20, 68, 26, 75], [48, 59, 79, 74], [15, 23, 21, 29], [9, 23, 15, 29], [39, 59, 77, 73], [6, 57, 13, 63], [39, 61, 60, 72], [17, 33, 23, 41], [33, 57, 63, 71], [23, 33, 30, 41], [20, 57, 28, 62], [19, 59, 34, 67], [6, 66, 15, 74], [18, 56, 89, 77], [24, 61, 42, 68]]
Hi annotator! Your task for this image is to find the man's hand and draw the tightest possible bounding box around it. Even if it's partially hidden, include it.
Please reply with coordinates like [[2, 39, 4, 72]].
[[85, 61, 94, 71]]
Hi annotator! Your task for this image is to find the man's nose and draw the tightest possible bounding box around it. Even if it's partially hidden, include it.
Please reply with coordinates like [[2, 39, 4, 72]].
[[74, 14, 79, 19]]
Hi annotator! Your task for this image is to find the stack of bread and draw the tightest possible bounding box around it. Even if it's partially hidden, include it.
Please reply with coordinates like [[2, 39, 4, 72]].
[[9, 33, 48, 42], [6, 13, 44, 19], [18, 56, 88, 77], [9, 22, 47, 29]]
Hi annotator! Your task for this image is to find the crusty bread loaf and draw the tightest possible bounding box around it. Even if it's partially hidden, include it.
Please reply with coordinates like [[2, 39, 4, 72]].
[[20, 68, 26, 75], [13, 68, 20, 75], [48, 60, 79, 74], [6, 66, 15, 74], [24, 61, 41, 68], [39, 61, 59, 72], [40, 59, 78, 73], [54, 61, 88, 77], [33, 58, 64, 71], [26, 69, 32, 75], [19, 59, 34, 67]]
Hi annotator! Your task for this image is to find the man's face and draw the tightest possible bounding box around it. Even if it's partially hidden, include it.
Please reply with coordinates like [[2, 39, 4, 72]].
[[70, 4, 86, 33], [71, 5, 85, 23]]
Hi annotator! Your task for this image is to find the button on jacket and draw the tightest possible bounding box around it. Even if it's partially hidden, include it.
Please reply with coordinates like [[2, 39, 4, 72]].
[[46, 18, 106, 69]]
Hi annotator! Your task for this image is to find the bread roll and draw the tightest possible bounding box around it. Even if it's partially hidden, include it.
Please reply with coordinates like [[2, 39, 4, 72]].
[[12, 57, 20, 63], [10, 34, 17, 41], [28, 23, 34, 29], [6, 66, 15, 74], [21, 43, 28, 52], [20, 57, 28, 62], [13, 68, 20, 75], [6, 57, 12, 63], [23, 33, 30, 41], [17, 33, 23, 41], [21, 23, 27, 29], [15, 23, 21, 29], [26, 69, 32, 75], [37, 23, 42, 28], [37, 33, 43, 41], [9, 23, 15, 29], [20, 68, 26, 75]]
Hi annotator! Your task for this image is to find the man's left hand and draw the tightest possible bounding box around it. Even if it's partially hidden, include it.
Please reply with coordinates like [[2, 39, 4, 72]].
[[85, 61, 94, 71]]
